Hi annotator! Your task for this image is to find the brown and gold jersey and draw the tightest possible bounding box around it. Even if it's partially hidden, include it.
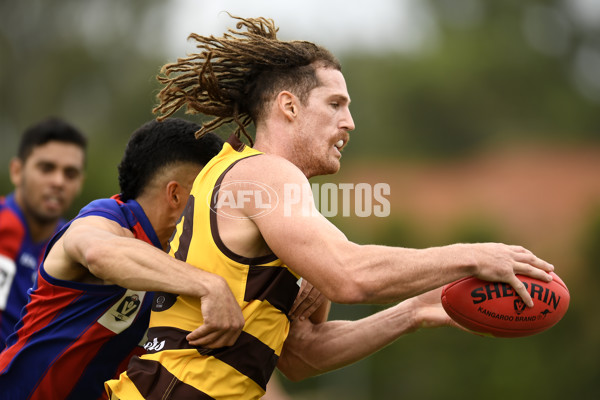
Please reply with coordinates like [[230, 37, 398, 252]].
[[106, 136, 300, 400]]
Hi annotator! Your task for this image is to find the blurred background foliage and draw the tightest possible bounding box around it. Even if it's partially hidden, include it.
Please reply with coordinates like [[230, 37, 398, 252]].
[[1, 0, 599, 399]]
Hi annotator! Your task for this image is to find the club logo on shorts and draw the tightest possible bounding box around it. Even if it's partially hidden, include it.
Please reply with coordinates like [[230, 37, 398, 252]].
[[144, 337, 166, 352]]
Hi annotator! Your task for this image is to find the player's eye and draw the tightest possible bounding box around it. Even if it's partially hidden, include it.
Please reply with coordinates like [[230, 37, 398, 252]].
[[37, 162, 55, 173], [63, 167, 82, 180]]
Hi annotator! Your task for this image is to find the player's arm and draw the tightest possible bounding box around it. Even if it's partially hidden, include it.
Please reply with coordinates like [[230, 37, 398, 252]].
[[237, 155, 554, 307], [277, 288, 458, 381], [45, 216, 244, 347], [49, 216, 215, 294]]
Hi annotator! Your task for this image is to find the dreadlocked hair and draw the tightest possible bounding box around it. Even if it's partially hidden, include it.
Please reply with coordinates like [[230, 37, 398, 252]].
[[153, 14, 341, 145]]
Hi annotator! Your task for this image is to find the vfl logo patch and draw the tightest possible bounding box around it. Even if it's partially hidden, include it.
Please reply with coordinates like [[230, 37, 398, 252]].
[[114, 293, 141, 321], [98, 290, 146, 334]]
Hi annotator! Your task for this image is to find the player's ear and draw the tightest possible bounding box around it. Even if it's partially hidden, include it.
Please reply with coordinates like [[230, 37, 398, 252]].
[[165, 181, 182, 209], [277, 91, 297, 122], [9, 157, 23, 187]]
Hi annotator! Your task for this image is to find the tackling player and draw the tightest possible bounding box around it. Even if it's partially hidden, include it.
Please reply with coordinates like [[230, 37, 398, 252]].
[[0, 118, 244, 399]]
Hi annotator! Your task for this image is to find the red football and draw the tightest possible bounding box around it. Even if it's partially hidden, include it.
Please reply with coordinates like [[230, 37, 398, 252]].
[[441, 272, 569, 338]]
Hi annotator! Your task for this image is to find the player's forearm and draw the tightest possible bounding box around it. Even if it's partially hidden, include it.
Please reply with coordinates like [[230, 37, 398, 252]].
[[278, 300, 417, 381], [83, 236, 221, 298], [60, 222, 228, 299], [345, 242, 553, 307], [364, 244, 475, 302], [313, 243, 474, 305]]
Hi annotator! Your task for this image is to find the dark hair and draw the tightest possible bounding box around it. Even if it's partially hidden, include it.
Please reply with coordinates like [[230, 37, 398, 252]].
[[153, 15, 341, 145], [18, 117, 87, 161], [118, 118, 224, 201]]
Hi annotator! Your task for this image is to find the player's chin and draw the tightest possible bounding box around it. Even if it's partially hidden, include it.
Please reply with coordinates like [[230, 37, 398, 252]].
[[310, 156, 341, 177], [35, 207, 64, 223], [321, 165, 340, 176], [39, 198, 67, 216], [324, 158, 342, 175]]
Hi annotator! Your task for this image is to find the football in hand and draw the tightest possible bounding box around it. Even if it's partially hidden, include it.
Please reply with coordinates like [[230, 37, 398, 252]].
[[441, 272, 569, 338]]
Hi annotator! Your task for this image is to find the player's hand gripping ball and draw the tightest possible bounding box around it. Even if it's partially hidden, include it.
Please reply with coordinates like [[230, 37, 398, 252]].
[[441, 272, 569, 337]]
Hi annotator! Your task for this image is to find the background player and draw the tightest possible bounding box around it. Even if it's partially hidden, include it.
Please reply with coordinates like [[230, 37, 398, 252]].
[[0, 117, 86, 349]]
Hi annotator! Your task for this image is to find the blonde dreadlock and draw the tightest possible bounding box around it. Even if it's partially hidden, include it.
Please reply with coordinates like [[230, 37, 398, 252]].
[[153, 15, 341, 145]]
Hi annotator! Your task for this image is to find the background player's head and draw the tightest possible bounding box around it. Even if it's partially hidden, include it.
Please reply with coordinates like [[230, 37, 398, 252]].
[[118, 118, 224, 202], [152, 15, 341, 145], [10, 117, 87, 224]]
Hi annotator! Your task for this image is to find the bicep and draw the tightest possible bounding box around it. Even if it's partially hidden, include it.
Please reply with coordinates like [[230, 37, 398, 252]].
[[278, 317, 352, 381], [47, 217, 132, 278], [64, 217, 130, 256], [230, 155, 361, 300], [253, 181, 353, 294], [276, 318, 320, 381]]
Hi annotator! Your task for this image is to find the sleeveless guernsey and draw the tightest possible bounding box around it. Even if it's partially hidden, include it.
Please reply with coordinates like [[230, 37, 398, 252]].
[[107, 137, 301, 400]]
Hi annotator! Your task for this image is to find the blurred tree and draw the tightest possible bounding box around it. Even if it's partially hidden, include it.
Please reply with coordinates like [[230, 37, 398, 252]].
[[343, 0, 600, 161], [574, 203, 600, 390]]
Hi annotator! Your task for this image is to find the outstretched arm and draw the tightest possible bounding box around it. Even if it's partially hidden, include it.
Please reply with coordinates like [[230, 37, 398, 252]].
[[45, 216, 244, 348], [235, 155, 554, 307], [277, 288, 458, 382]]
